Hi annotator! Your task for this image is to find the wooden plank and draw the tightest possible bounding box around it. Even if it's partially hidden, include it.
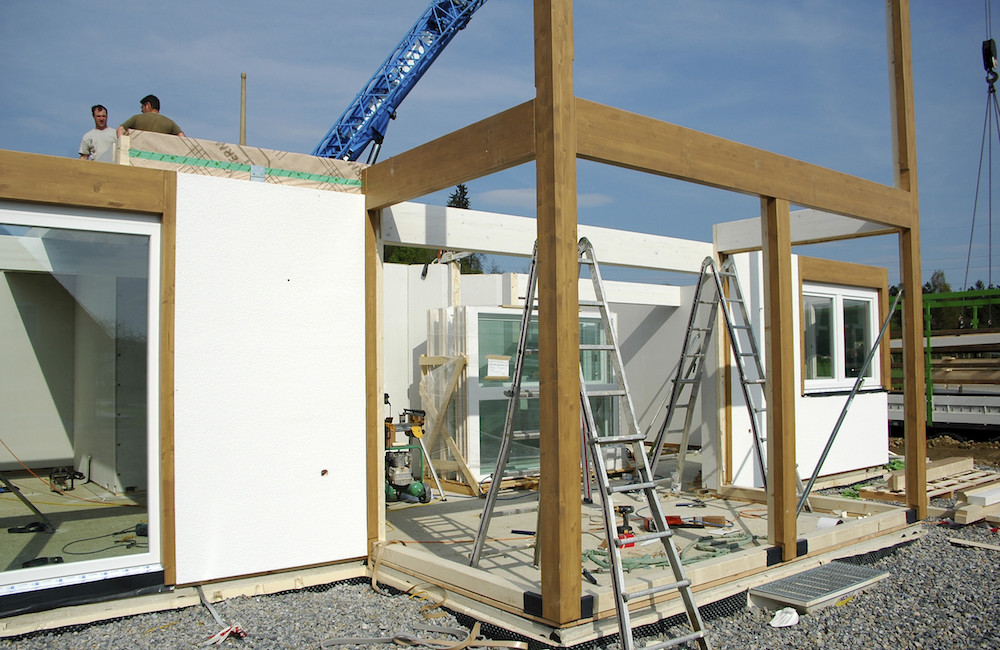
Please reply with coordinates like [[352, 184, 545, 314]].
[[761, 197, 798, 558], [714, 209, 896, 255], [954, 501, 1000, 525], [363, 101, 535, 211], [962, 482, 1000, 507], [575, 99, 914, 230], [534, 0, 582, 625], [888, 456, 974, 491], [0, 149, 167, 214], [948, 538, 1000, 552]]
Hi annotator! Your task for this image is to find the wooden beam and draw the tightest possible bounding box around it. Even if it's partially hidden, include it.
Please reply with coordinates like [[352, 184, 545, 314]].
[[761, 197, 798, 559], [382, 202, 713, 272], [534, 0, 581, 625], [363, 101, 535, 211], [575, 99, 915, 229], [714, 209, 897, 255], [0, 149, 167, 214], [888, 0, 927, 518], [888, 0, 918, 197], [366, 208, 386, 551]]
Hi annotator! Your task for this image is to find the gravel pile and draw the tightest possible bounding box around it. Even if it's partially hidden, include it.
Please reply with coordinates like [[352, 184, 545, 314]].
[[2, 521, 998, 650]]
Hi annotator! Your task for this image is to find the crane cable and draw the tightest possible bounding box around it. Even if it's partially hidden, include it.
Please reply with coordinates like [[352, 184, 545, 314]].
[[963, 1, 999, 325]]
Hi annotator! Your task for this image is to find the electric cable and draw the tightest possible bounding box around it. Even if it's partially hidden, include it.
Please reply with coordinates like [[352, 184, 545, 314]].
[[0, 434, 142, 507], [60, 524, 148, 555]]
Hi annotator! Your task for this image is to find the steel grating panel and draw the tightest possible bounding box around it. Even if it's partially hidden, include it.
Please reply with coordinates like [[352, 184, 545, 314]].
[[749, 561, 889, 613]]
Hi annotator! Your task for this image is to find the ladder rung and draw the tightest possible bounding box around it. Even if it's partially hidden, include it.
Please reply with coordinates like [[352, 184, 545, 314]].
[[723, 296, 745, 304], [674, 378, 698, 385], [746, 379, 766, 385], [504, 388, 539, 398], [615, 528, 674, 548], [580, 344, 615, 351], [640, 630, 708, 650], [691, 326, 712, 332], [578, 257, 595, 264], [719, 270, 737, 278], [607, 480, 657, 494], [591, 434, 646, 445], [498, 468, 539, 479], [578, 300, 604, 307], [512, 430, 540, 440], [586, 389, 626, 397], [625, 577, 691, 601]]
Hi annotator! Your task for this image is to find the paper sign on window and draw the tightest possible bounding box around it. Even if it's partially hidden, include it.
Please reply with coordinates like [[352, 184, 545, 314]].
[[484, 355, 511, 381]]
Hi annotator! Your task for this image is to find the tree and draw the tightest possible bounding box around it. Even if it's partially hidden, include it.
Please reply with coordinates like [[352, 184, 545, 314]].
[[384, 183, 486, 274], [448, 183, 470, 209]]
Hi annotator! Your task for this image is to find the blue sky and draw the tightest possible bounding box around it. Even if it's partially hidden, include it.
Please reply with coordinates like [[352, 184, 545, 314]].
[[0, 1, 995, 287]]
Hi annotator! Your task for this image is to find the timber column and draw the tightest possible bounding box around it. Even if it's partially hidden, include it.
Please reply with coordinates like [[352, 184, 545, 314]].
[[534, 0, 582, 624], [761, 197, 798, 559], [888, 0, 927, 517]]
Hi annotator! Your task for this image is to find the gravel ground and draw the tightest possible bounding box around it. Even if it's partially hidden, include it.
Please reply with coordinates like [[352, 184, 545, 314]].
[[1, 520, 998, 650]]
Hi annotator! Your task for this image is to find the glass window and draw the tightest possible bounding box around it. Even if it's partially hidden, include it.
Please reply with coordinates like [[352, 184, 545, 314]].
[[803, 295, 834, 379], [843, 298, 872, 379], [473, 311, 616, 475], [0, 210, 159, 594], [802, 285, 879, 391]]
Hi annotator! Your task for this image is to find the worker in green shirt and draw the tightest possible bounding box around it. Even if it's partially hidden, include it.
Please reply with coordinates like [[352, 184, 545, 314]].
[[117, 94, 185, 137]]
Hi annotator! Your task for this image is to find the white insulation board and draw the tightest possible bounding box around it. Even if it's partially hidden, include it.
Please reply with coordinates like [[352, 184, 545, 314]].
[[172, 174, 367, 584]]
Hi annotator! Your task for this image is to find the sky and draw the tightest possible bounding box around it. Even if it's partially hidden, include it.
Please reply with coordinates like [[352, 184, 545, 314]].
[[0, 1, 997, 288]]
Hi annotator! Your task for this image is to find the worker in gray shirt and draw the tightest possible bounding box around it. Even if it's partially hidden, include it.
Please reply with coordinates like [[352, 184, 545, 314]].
[[79, 104, 118, 162]]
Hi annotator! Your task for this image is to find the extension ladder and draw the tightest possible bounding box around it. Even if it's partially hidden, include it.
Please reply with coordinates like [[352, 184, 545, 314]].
[[471, 239, 711, 650]]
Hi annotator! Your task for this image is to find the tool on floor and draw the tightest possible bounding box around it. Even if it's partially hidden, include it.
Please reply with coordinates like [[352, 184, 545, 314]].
[[384, 407, 446, 503], [615, 505, 636, 547], [471, 238, 711, 650]]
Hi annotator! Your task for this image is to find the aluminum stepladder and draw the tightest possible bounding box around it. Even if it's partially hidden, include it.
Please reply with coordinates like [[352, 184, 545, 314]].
[[471, 238, 710, 650], [648, 257, 809, 510]]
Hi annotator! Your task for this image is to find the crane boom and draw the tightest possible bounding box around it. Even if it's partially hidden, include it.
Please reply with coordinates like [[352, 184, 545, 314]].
[[313, 0, 488, 162]]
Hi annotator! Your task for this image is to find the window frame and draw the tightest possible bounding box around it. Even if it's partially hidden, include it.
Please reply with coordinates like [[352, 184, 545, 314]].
[[801, 282, 880, 392], [0, 201, 162, 594], [797, 256, 890, 395]]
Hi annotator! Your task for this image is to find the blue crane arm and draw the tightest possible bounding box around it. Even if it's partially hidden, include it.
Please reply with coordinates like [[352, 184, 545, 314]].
[[313, 0, 488, 161]]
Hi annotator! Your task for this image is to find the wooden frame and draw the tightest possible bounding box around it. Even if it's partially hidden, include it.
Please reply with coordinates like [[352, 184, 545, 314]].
[[362, 0, 926, 626], [797, 256, 892, 393], [0, 150, 178, 584]]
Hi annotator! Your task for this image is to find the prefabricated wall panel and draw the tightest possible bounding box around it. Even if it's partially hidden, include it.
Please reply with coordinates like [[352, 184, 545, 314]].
[[728, 253, 888, 487], [171, 175, 367, 584]]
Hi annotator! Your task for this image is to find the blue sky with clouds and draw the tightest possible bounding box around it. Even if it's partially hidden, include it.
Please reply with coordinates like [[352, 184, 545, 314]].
[[0, 1, 995, 287]]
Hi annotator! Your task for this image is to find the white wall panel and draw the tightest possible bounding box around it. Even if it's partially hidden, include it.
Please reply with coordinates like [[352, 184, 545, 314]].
[[172, 175, 366, 584]]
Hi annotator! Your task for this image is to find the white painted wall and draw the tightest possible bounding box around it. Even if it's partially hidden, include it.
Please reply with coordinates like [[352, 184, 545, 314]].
[[728, 253, 888, 488], [172, 175, 367, 584]]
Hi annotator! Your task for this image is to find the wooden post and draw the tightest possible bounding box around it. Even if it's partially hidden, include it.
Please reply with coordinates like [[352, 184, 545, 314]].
[[365, 206, 386, 549], [534, 0, 582, 624], [240, 73, 247, 146], [761, 196, 798, 559], [888, 0, 927, 517]]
